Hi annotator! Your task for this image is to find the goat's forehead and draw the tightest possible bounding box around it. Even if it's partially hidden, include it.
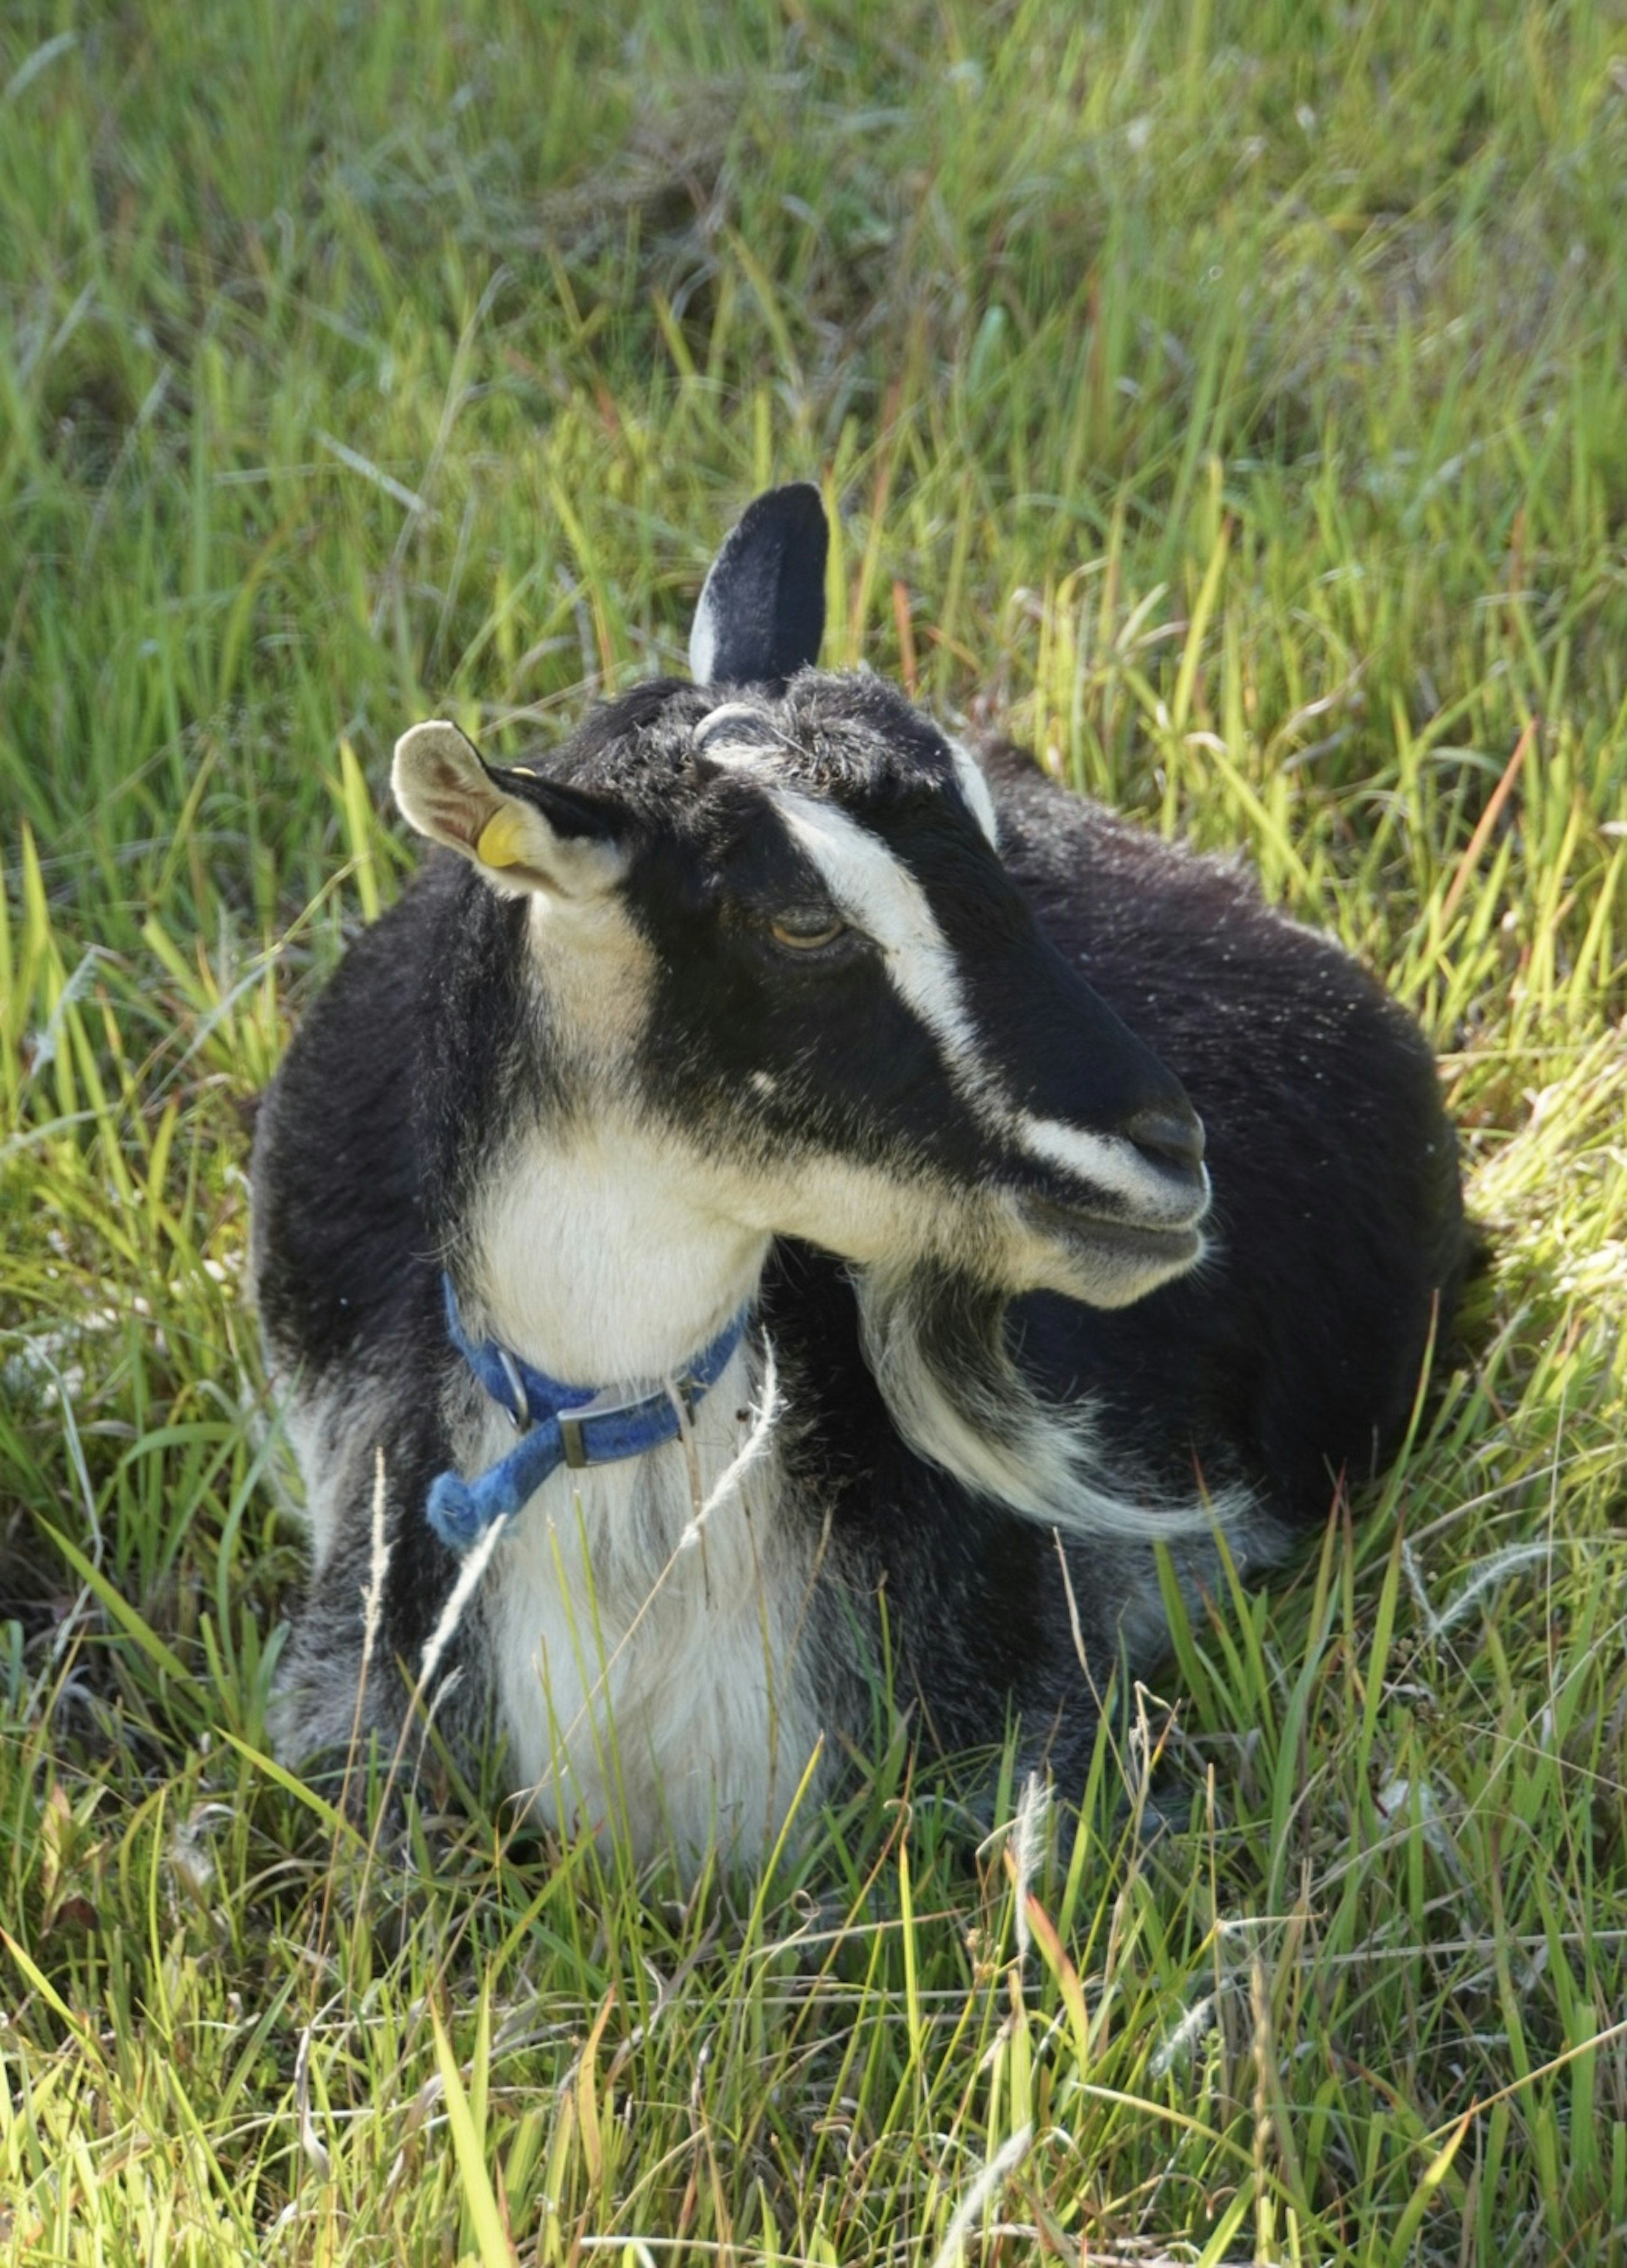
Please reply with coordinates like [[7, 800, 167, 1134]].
[[692, 694, 954, 795], [545, 672, 999, 855], [695, 700, 1007, 862], [688, 761, 995, 897]]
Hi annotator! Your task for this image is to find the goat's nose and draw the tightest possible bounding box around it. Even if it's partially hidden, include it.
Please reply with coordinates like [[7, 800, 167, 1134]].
[[1124, 1101, 1206, 1174]]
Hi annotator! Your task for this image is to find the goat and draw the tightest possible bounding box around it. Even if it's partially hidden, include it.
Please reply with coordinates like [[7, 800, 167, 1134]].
[[251, 483, 1468, 1865]]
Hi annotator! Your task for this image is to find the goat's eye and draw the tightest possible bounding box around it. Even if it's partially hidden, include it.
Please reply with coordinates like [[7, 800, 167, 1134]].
[[769, 908, 847, 951]]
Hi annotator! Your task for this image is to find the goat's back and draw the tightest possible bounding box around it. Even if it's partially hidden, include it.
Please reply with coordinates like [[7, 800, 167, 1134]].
[[982, 750, 1465, 1519]]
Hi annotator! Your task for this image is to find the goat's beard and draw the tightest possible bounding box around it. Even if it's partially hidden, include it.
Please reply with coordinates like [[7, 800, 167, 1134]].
[[852, 1261, 1097, 1531], [850, 1260, 1252, 1549]]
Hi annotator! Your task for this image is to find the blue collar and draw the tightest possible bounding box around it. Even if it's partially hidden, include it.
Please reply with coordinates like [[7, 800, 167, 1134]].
[[426, 1275, 750, 1552]]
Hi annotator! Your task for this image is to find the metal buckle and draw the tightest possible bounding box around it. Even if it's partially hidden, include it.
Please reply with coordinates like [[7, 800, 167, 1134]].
[[557, 1404, 594, 1469], [557, 1379, 695, 1471], [494, 1344, 530, 1430], [558, 1388, 639, 1470]]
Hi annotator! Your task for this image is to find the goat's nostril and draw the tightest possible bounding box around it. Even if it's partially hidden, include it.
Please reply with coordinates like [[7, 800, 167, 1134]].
[[1125, 1102, 1206, 1174]]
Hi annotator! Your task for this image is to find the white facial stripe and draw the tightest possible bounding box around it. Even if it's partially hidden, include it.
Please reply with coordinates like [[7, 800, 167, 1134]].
[[1019, 1115, 1208, 1222], [947, 736, 1000, 848], [772, 789, 1199, 1224], [774, 791, 987, 1092], [1018, 1116, 1161, 1205]]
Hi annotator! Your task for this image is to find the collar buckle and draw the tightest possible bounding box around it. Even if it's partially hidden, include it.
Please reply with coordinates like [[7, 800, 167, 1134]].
[[494, 1344, 530, 1429], [555, 1378, 694, 1470], [431, 1272, 751, 1551]]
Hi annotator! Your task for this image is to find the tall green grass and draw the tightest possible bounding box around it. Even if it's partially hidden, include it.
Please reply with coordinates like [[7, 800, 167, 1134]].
[[3, 1, 1624, 2260]]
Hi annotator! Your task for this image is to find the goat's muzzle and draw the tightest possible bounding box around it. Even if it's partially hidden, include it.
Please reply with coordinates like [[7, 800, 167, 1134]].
[[1008, 1099, 1211, 1309]]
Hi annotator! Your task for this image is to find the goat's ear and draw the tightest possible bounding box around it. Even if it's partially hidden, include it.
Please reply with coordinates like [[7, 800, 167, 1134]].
[[391, 722, 629, 899], [689, 483, 827, 690]]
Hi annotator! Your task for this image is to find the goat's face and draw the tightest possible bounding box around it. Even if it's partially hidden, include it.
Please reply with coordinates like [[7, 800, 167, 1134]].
[[391, 489, 1208, 1313]]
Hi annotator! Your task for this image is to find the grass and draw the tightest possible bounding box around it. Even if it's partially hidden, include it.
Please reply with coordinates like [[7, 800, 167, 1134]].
[[2, 0, 1624, 2260]]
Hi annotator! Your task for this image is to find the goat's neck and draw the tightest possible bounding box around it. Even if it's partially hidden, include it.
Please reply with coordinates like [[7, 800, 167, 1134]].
[[463, 1114, 771, 1386]]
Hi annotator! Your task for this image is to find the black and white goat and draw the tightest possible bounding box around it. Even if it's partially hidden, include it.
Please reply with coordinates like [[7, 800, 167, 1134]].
[[252, 484, 1467, 1863]]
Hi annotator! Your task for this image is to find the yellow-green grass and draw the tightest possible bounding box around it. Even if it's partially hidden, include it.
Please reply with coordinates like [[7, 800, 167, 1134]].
[[3, 2, 1624, 2261]]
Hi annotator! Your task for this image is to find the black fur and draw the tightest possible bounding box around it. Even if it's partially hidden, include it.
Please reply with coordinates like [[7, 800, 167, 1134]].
[[251, 486, 1469, 1854], [689, 481, 827, 689], [983, 748, 1464, 1517]]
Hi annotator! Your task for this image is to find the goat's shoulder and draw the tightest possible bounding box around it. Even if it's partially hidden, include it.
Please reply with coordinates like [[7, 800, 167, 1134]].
[[251, 855, 477, 1379]]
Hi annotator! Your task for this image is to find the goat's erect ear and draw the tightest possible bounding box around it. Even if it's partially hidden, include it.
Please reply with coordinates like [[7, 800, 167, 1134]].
[[391, 722, 629, 899], [689, 483, 827, 690]]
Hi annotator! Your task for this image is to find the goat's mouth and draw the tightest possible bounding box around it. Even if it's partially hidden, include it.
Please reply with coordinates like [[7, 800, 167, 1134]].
[[1011, 1191, 1207, 1309]]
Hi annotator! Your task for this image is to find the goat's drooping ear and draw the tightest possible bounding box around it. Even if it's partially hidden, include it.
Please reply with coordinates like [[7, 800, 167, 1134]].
[[689, 483, 827, 691], [391, 722, 629, 900]]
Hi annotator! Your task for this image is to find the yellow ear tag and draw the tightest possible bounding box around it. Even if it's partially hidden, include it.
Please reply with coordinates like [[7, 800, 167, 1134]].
[[475, 808, 529, 869]]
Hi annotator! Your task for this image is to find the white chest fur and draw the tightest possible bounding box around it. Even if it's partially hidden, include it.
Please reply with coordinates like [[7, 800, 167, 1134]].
[[471, 1343, 829, 1863]]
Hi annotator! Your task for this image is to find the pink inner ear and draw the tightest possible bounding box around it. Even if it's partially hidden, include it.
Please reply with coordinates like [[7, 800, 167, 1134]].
[[394, 723, 501, 853], [448, 787, 493, 849], [413, 777, 486, 851]]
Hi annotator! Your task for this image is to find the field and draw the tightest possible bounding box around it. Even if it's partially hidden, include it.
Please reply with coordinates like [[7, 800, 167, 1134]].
[[2, 2, 1625, 2261]]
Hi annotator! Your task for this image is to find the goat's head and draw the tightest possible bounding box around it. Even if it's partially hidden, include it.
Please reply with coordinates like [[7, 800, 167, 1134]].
[[391, 486, 1207, 1315]]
